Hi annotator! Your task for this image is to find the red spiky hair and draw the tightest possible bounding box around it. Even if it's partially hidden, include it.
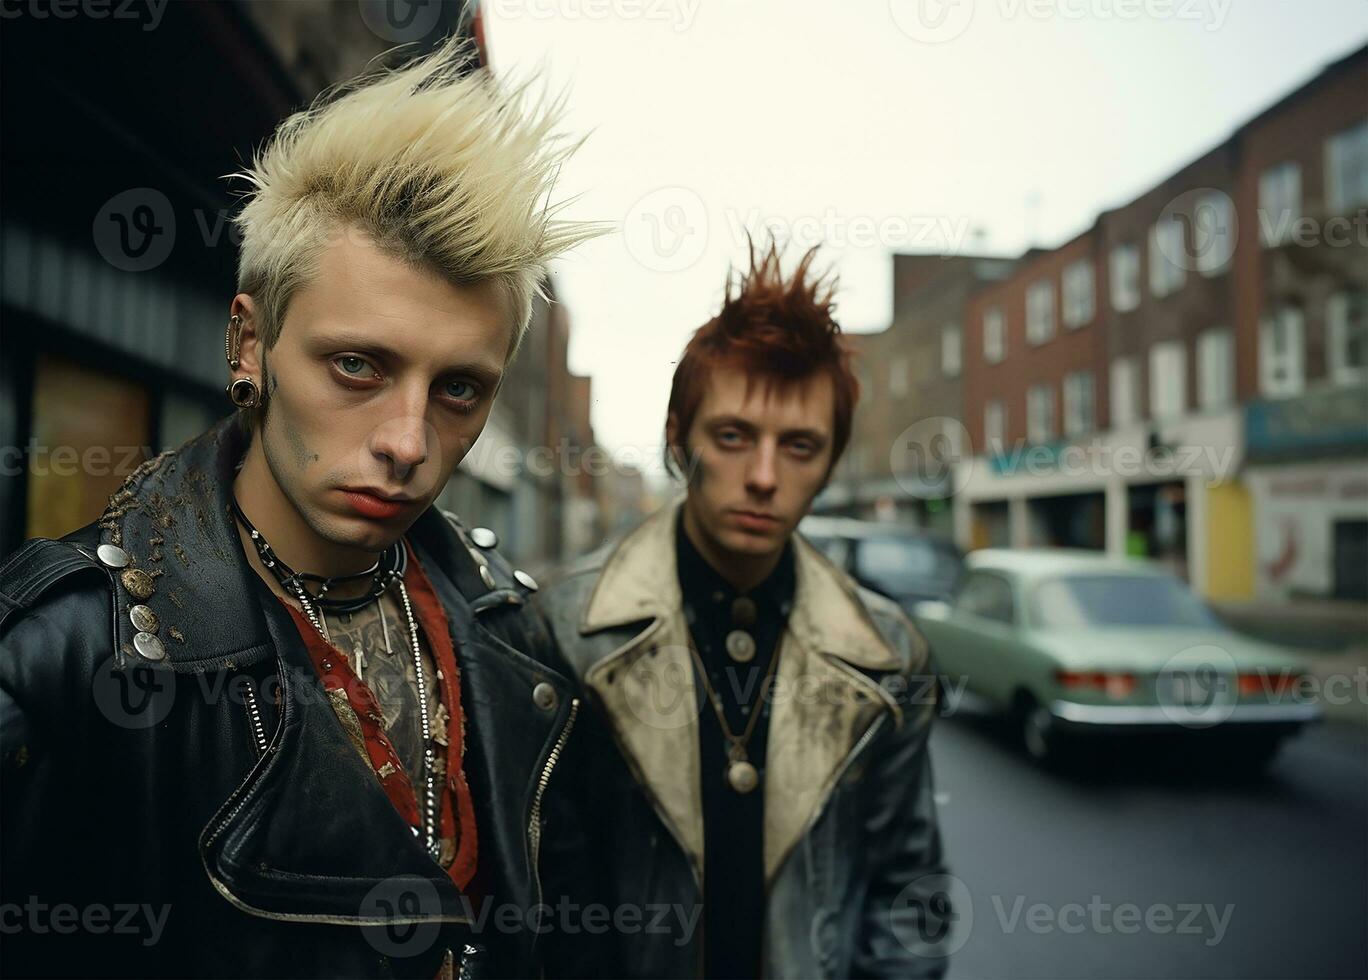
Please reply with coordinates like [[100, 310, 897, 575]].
[[665, 239, 860, 478]]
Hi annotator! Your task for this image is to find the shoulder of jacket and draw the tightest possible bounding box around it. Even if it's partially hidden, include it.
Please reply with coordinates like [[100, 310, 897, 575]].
[[0, 531, 111, 638], [436, 509, 545, 612]]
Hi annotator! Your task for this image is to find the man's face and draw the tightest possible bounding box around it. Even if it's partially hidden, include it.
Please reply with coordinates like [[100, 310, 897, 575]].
[[674, 365, 835, 561], [252, 228, 510, 554]]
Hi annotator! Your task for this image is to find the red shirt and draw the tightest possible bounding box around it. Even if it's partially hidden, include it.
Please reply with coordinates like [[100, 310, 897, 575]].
[[279, 540, 478, 890]]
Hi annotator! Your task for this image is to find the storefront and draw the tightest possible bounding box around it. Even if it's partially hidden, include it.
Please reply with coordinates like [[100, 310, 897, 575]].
[[1243, 384, 1368, 601]]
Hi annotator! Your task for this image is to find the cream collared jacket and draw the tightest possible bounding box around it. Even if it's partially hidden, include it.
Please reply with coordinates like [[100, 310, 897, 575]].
[[534, 502, 951, 979]]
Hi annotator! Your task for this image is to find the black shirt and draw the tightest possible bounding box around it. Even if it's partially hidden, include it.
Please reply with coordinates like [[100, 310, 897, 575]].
[[676, 514, 796, 979]]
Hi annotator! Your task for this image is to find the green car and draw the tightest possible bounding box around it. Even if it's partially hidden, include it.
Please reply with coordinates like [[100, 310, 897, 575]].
[[913, 549, 1323, 769]]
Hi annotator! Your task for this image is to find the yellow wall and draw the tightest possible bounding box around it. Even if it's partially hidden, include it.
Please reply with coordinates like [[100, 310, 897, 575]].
[[1205, 480, 1255, 600]]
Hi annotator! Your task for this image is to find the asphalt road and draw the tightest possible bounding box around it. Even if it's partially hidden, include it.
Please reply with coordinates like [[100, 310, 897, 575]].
[[930, 712, 1368, 979]]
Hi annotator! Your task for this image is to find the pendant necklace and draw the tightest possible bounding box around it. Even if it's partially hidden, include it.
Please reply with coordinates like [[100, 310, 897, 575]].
[[231, 497, 443, 861]]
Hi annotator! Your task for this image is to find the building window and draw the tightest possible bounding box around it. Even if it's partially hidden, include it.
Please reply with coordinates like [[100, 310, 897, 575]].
[[888, 356, 909, 397], [1062, 259, 1094, 328], [984, 399, 1005, 451], [1196, 327, 1234, 410], [1327, 290, 1368, 385], [1026, 279, 1055, 345], [1149, 341, 1186, 420], [1148, 218, 1187, 298], [1063, 370, 1094, 437], [1326, 120, 1368, 215], [1193, 191, 1235, 277], [941, 325, 962, 377], [1259, 306, 1304, 398], [1109, 243, 1140, 312], [1110, 357, 1138, 428], [1259, 161, 1301, 247], [1027, 384, 1055, 444], [983, 306, 1006, 364]]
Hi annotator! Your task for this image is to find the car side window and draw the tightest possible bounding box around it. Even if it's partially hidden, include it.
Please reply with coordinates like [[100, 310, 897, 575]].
[[955, 571, 1015, 625]]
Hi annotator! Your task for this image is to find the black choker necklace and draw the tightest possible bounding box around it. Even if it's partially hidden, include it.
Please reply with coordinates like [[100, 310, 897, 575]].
[[230, 496, 407, 614]]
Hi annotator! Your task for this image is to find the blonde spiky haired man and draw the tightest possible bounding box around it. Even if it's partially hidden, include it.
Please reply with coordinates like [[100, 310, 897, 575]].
[[0, 38, 601, 979]]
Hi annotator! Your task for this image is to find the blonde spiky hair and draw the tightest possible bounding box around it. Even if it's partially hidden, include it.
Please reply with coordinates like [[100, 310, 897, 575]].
[[229, 37, 599, 364]]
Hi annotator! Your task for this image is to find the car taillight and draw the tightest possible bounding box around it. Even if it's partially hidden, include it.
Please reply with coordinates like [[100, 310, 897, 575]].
[[1056, 670, 1137, 699], [1238, 670, 1300, 697]]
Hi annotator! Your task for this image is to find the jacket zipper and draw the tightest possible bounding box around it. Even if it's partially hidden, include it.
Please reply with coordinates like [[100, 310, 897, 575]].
[[528, 696, 579, 910], [243, 682, 269, 755]]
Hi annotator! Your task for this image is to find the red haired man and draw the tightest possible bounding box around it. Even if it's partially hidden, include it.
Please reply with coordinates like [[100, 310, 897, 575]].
[[537, 244, 951, 978]]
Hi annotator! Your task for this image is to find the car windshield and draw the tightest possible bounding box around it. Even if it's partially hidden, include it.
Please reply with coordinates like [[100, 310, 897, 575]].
[[855, 537, 961, 596], [1032, 573, 1220, 628]]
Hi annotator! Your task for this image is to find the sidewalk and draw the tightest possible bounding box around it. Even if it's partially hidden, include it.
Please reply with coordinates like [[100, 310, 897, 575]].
[[1215, 598, 1368, 728]]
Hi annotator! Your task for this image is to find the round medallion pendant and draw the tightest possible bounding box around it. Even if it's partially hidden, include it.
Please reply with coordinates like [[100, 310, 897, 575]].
[[727, 759, 759, 794], [725, 629, 756, 663]]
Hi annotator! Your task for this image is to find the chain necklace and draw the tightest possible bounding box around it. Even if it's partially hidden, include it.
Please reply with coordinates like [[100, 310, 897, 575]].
[[231, 497, 442, 861], [230, 496, 405, 613], [688, 642, 782, 794]]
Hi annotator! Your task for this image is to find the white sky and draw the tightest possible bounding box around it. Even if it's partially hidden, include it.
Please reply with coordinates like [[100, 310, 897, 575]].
[[484, 0, 1368, 457]]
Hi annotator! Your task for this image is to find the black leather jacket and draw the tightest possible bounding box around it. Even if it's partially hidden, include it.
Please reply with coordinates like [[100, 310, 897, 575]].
[[533, 502, 952, 979], [0, 417, 585, 979]]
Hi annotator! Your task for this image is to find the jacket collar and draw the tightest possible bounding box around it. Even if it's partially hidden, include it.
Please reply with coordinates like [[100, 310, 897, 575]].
[[578, 500, 901, 886], [582, 499, 900, 673]]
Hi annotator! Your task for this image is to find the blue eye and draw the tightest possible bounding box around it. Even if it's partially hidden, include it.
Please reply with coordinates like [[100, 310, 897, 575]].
[[336, 355, 373, 377], [445, 380, 477, 402]]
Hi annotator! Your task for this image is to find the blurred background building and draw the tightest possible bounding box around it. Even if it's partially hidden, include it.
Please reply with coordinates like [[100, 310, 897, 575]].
[[0, 0, 625, 570], [833, 43, 1367, 609]]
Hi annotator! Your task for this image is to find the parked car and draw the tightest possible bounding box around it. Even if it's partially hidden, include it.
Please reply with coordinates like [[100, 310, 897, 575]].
[[913, 548, 1322, 769], [798, 516, 965, 614]]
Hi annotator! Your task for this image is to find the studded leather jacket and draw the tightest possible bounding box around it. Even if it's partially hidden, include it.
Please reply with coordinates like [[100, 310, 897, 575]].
[[0, 417, 590, 979], [533, 502, 952, 979]]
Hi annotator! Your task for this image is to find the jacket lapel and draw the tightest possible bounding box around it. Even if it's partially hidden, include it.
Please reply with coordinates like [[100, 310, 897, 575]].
[[580, 505, 706, 884], [763, 535, 903, 883]]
